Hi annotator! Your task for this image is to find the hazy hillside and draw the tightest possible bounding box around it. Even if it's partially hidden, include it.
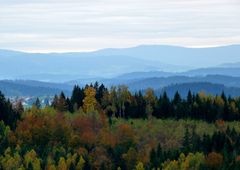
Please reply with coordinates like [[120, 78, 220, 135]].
[[184, 67, 240, 77], [92, 45, 240, 67], [2, 75, 240, 97], [220, 62, 240, 68], [68, 72, 240, 88], [0, 80, 71, 97], [0, 49, 177, 81], [7, 80, 72, 91], [115, 71, 174, 80], [1, 45, 240, 82], [101, 75, 240, 91]]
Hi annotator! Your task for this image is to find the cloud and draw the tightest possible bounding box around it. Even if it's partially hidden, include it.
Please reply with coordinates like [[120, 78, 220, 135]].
[[0, 0, 239, 52]]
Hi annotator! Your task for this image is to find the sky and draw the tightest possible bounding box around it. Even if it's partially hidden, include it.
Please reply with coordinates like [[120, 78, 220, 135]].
[[0, 0, 240, 52]]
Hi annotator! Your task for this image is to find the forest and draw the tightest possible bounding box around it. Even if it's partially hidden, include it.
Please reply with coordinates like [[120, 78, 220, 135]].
[[1, 83, 240, 170]]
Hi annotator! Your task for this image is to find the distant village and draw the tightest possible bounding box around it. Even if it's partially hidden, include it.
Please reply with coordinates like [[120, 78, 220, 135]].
[[9, 96, 54, 108]]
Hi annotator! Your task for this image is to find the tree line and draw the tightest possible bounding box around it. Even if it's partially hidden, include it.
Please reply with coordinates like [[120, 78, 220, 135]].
[[50, 82, 240, 123]]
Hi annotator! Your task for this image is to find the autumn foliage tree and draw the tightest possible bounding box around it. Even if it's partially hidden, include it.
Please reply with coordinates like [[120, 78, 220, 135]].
[[82, 87, 98, 113]]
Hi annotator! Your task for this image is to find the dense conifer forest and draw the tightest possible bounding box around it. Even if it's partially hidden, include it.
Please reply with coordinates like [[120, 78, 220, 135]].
[[1, 83, 240, 169]]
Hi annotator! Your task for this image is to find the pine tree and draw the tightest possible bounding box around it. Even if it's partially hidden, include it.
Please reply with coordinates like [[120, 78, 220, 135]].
[[71, 85, 84, 111], [187, 90, 193, 104], [150, 148, 157, 169], [66, 98, 73, 113], [183, 127, 190, 153], [157, 91, 171, 118], [0, 91, 19, 128], [173, 91, 181, 105], [55, 92, 68, 112], [156, 143, 163, 165], [33, 98, 41, 109]]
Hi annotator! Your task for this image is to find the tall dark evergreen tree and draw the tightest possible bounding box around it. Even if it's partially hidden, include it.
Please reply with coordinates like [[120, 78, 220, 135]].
[[155, 91, 171, 118], [173, 91, 181, 105], [96, 83, 107, 104], [33, 98, 41, 109], [0, 91, 19, 129], [182, 127, 190, 153], [70, 85, 84, 111], [156, 143, 163, 165], [150, 148, 158, 169]]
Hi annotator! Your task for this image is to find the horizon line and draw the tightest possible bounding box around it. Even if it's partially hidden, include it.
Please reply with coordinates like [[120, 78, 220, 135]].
[[1, 43, 239, 54]]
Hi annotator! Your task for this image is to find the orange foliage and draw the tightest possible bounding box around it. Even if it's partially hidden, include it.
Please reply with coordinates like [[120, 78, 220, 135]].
[[99, 129, 117, 147], [13, 113, 71, 148], [205, 152, 223, 168], [116, 124, 135, 145], [236, 155, 240, 162], [89, 147, 112, 169], [80, 131, 97, 146]]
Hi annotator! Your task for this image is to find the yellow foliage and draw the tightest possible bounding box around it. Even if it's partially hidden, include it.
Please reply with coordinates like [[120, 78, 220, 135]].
[[0, 147, 23, 170], [122, 147, 138, 170], [57, 157, 67, 170], [136, 162, 145, 170], [76, 156, 85, 170], [24, 149, 41, 170], [83, 87, 97, 113], [162, 152, 204, 170]]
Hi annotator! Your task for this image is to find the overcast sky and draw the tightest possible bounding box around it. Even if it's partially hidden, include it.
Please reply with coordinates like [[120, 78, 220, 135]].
[[0, 0, 240, 52]]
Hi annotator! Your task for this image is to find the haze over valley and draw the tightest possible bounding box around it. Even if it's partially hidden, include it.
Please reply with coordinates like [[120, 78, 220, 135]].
[[1, 44, 240, 102]]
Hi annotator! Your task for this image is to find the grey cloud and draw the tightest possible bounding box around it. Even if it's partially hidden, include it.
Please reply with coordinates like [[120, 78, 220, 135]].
[[0, 0, 239, 51]]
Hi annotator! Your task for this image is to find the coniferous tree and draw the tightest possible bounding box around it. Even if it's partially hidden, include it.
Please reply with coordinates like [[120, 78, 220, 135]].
[[183, 127, 190, 153], [33, 98, 41, 109], [0, 91, 19, 128], [66, 98, 73, 113], [150, 148, 158, 169], [156, 143, 163, 165], [172, 91, 183, 119], [71, 85, 84, 111], [156, 91, 171, 118], [95, 82, 107, 104], [52, 92, 68, 112], [173, 91, 181, 105], [135, 92, 147, 118]]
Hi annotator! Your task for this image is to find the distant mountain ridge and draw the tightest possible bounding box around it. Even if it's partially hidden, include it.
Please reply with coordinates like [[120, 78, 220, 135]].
[[0, 80, 71, 97], [183, 67, 240, 77], [1, 44, 240, 82], [115, 71, 174, 80], [68, 73, 240, 90], [2, 44, 240, 97], [114, 75, 240, 91], [2, 75, 240, 97], [0, 49, 178, 81], [91, 44, 240, 67], [220, 62, 240, 68]]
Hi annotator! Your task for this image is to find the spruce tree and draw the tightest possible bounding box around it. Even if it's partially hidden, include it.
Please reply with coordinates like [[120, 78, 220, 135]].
[[183, 127, 190, 153], [150, 148, 157, 169], [33, 98, 41, 109]]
